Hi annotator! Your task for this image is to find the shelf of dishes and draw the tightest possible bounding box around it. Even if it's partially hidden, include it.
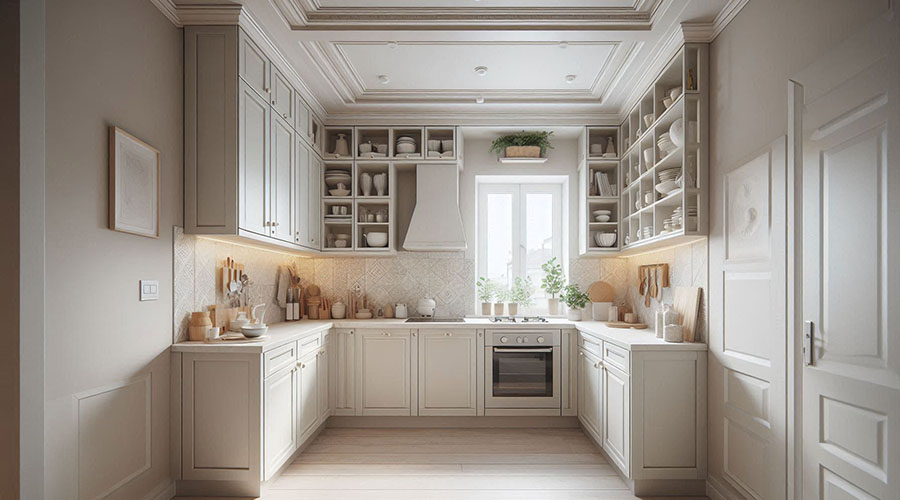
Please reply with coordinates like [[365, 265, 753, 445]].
[[322, 199, 393, 251], [321, 126, 456, 161], [622, 198, 699, 247], [586, 126, 619, 161], [322, 163, 391, 198]]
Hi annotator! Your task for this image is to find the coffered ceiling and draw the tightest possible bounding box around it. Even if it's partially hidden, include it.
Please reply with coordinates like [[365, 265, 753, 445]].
[[158, 0, 746, 124]]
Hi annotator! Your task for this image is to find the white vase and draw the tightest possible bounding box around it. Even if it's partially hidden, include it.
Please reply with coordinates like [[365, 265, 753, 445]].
[[493, 303, 504, 316], [507, 303, 519, 316], [374, 173, 387, 196], [360, 172, 373, 196], [548, 298, 559, 316], [334, 133, 349, 156], [567, 308, 582, 321]]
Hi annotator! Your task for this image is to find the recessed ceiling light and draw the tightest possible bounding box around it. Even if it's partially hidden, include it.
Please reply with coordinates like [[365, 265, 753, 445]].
[[559, 41, 569, 49], [474, 66, 488, 76], [387, 41, 398, 49], [476, 95, 484, 104], [565, 74, 577, 83], [377, 75, 390, 84]]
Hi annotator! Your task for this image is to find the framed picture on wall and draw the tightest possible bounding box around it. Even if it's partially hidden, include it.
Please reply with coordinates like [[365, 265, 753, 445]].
[[109, 126, 160, 238]]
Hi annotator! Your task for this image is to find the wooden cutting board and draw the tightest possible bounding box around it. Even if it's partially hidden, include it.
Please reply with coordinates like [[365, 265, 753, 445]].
[[588, 281, 615, 302], [673, 286, 702, 342], [607, 321, 648, 330]]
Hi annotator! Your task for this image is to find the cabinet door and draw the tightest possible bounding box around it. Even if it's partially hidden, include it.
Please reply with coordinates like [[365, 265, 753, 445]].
[[307, 157, 322, 249], [298, 352, 318, 439], [358, 330, 411, 416], [270, 113, 294, 242], [238, 30, 269, 99], [263, 365, 297, 479], [271, 68, 293, 122], [238, 80, 270, 236], [295, 94, 311, 141], [317, 345, 330, 421], [332, 330, 356, 416], [418, 330, 476, 416], [293, 142, 309, 247], [603, 364, 630, 476], [578, 348, 602, 438]]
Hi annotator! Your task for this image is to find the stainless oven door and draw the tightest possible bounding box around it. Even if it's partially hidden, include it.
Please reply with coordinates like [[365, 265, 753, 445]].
[[485, 346, 560, 408]]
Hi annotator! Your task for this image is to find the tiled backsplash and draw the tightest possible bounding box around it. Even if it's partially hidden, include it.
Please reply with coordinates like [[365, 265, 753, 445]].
[[174, 228, 706, 343]]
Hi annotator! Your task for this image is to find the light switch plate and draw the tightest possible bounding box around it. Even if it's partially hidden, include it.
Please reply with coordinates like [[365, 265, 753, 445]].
[[140, 280, 159, 301]]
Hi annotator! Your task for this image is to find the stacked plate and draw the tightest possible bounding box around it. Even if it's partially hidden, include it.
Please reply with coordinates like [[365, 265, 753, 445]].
[[592, 209, 612, 223], [641, 226, 653, 239], [655, 167, 680, 194], [671, 206, 698, 228], [324, 169, 352, 188], [395, 136, 417, 154], [657, 132, 677, 157]]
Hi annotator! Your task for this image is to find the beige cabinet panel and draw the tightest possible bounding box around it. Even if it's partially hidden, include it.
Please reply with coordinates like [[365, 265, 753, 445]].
[[332, 330, 356, 416], [603, 364, 630, 476], [238, 80, 270, 236], [317, 346, 330, 421], [271, 68, 293, 122], [418, 330, 477, 416], [578, 348, 602, 438], [271, 112, 294, 242], [263, 364, 297, 480], [238, 30, 269, 99], [358, 330, 411, 416], [298, 351, 319, 439]]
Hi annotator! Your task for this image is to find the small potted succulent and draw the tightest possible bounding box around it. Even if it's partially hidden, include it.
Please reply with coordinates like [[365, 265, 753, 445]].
[[489, 130, 554, 158], [561, 284, 590, 321], [494, 287, 510, 316], [540, 257, 565, 315], [476, 277, 497, 316], [508, 276, 534, 316]]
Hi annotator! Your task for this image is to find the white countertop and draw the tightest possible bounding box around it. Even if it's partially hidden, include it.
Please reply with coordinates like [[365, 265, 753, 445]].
[[171, 317, 707, 353]]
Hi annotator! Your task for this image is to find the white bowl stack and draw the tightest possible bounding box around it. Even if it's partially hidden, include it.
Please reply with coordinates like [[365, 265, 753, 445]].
[[641, 226, 653, 240], [671, 206, 697, 229], [657, 132, 677, 158], [655, 167, 680, 195], [592, 209, 612, 222], [593, 232, 617, 248], [395, 136, 417, 155]]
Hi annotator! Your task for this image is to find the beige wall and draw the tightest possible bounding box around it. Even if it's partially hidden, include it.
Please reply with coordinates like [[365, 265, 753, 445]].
[[707, 0, 887, 497], [44, 0, 182, 498]]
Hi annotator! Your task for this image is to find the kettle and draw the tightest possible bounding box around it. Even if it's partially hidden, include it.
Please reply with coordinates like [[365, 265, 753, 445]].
[[417, 297, 436, 318], [395, 303, 408, 319]]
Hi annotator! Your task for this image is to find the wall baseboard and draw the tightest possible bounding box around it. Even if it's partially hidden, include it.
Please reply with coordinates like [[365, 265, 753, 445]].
[[141, 479, 175, 500], [326, 415, 580, 428]]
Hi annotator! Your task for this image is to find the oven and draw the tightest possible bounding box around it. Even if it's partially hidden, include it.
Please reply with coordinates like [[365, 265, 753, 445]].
[[484, 330, 561, 409]]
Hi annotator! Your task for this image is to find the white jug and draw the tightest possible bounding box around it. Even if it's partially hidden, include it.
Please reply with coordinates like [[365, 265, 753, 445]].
[[395, 303, 408, 319]]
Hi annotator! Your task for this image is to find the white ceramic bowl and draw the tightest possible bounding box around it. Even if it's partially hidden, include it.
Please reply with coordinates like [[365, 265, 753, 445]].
[[356, 311, 373, 319], [329, 188, 351, 196], [595, 215, 611, 222], [643, 113, 655, 127], [334, 239, 348, 248], [396, 143, 416, 154], [592, 209, 612, 215], [669, 86, 683, 101], [594, 232, 617, 247], [655, 180, 679, 194], [643, 148, 654, 165], [241, 325, 268, 338], [364, 232, 388, 247]]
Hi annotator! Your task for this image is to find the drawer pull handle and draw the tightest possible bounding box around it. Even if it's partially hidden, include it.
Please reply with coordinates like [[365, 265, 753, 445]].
[[594, 362, 601, 368]]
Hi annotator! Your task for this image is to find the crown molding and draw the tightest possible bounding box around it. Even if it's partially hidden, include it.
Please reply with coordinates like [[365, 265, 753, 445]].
[[324, 110, 622, 127], [272, 0, 666, 30], [681, 0, 749, 42], [149, 0, 244, 27]]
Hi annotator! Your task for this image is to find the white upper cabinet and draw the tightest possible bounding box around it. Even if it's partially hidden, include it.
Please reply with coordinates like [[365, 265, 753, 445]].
[[307, 156, 321, 248], [295, 94, 312, 144], [271, 113, 294, 242], [239, 30, 270, 100], [238, 80, 271, 237], [357, 330, 412, 416], [417, 330, 477, 416], [271, 67, 293, 122]]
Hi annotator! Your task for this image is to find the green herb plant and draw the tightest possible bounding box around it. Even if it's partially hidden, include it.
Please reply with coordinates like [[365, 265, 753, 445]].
[[560, 284, 590, 310], [540, 258, 565, 299], [489, 130, 555, 157]]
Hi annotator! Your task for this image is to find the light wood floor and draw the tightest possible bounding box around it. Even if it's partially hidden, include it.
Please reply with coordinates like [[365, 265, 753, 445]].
[[261, 427, 648, 500]]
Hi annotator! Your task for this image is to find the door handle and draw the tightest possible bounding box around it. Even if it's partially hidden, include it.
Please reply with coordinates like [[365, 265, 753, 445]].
[[804, 320, 815, 366]]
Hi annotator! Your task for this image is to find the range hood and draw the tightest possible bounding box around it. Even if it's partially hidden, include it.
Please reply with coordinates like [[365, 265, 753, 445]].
[[403, 163, 467, 251]]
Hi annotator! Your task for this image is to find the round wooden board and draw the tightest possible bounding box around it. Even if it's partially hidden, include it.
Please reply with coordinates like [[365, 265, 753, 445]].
[[587, 281, 616, 302]]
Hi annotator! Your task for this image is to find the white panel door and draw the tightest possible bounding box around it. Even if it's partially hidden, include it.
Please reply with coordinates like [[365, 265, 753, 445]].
[[332, 330, 356, 416], [294, 141, 310, 247], [578, 348, 602, 437], [715, 136, 788, 500], [317, 345, 330, 421], [298, 352, 318, 439], [271, 68, 293, 122], [418, 330, 477, 416], [263, 364, 297, 479], [238, 30, 269, 100], [238, 80, 270, 236], [308, 156, 322, 249], [795, 12, 900, 500], [358, 330, 411, 416], [603, 364, 630, 477], [271, 112, 294, 242]]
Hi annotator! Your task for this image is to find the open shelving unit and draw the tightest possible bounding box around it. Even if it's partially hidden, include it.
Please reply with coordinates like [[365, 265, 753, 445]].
[[579, 42, 708, 256], [578, 126, 621, 254]]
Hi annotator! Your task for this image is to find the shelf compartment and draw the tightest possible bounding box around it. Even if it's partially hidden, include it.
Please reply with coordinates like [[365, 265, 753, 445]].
[[323, 127, 354, 159], [355, 162, 390, 197], [586, 126, 620, 160], [322, 162, 353, 198], [356, 128, 391, 159], [322, 222, 353, 250], [392, 128, 424, 159], [424, 127, 456, 160]]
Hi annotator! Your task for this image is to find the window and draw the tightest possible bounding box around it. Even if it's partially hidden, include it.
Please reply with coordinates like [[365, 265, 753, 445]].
[[477, 181, 564, 313]]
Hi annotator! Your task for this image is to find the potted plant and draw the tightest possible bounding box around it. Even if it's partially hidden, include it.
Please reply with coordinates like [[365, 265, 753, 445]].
[[508, 276, 534, 316], [561, 284, 590, 321], [540, 257, 565, 315], [476, 277, 496, 316], [494, 287, 509, 316], [489, 130, 554, 159]]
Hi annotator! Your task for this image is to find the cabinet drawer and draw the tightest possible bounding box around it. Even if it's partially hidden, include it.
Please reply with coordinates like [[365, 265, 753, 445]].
[[603, 342, 630, 374], [299, 333, 322, 357], [579, 333, 602, 356], [264, 342, 297, 378]]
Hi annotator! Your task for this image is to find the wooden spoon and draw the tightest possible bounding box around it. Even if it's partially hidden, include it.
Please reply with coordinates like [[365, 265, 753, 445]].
[[639, 267, 648, 296], [650, 266, 659, 301]]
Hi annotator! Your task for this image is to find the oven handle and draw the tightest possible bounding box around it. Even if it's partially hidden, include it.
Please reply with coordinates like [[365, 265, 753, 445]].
[[492, 347, 553, 353]]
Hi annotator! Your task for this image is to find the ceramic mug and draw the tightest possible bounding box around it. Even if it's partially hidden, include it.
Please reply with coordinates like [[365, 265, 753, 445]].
[[332, 206, 340, 215], [340, 206, 348, 215]]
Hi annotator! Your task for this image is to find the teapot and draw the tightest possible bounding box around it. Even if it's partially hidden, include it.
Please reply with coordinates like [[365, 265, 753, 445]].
[[229, 311, 250, 332], [394, 303, 408, 319], [417, 297, 436, 318]]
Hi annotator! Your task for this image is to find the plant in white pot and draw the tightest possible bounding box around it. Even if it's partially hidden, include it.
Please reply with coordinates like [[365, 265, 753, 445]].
[[476, 277, 497, 316], [494, 286, 509, 316], [561, 284, 590, 321], [508, 276, 534, 317], [540, 257, 565, 315]]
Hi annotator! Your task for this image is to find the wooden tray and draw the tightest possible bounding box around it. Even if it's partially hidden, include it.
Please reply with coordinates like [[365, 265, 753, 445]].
[[606, 321, 648, 330]]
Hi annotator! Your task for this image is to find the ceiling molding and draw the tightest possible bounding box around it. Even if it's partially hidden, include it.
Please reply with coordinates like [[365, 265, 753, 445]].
[[324, 110, 622, 127], [681, 0, 749, 42], [149, 0, 245, 27], [614, 18, 685, 122], [271, 0, 667, 30]]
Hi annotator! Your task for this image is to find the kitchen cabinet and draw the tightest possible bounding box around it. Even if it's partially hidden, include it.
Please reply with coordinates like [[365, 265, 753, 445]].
[[357, 329, 412, 416], [417, 330, 477, 416], [185, 25, 324, 253], [271, 112, 294, 242], [331, 329, 356, 416], [298, 349, 319, 439], [317, 342, 330, 421], [263, 363, 297, 480], [603, 363, 629, 476], [578, 347, 602, 439]]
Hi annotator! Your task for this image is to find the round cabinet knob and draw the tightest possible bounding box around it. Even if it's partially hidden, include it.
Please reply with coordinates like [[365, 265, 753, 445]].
[[523, 337, 529, 343], [500, 336, 508, 344], [537, 337, 545, 344], [516, 337, 523, 344]]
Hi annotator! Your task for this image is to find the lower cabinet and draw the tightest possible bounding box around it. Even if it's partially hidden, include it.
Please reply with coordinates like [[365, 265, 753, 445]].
[[357, 329, 413, 415], [602, 363, 630, 476], [298, 349, 319, 439], [578, 347, 603, 438], [331, 329, 356, 415], [264, 364, 298, 479], [418, 330, 477, 416]]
